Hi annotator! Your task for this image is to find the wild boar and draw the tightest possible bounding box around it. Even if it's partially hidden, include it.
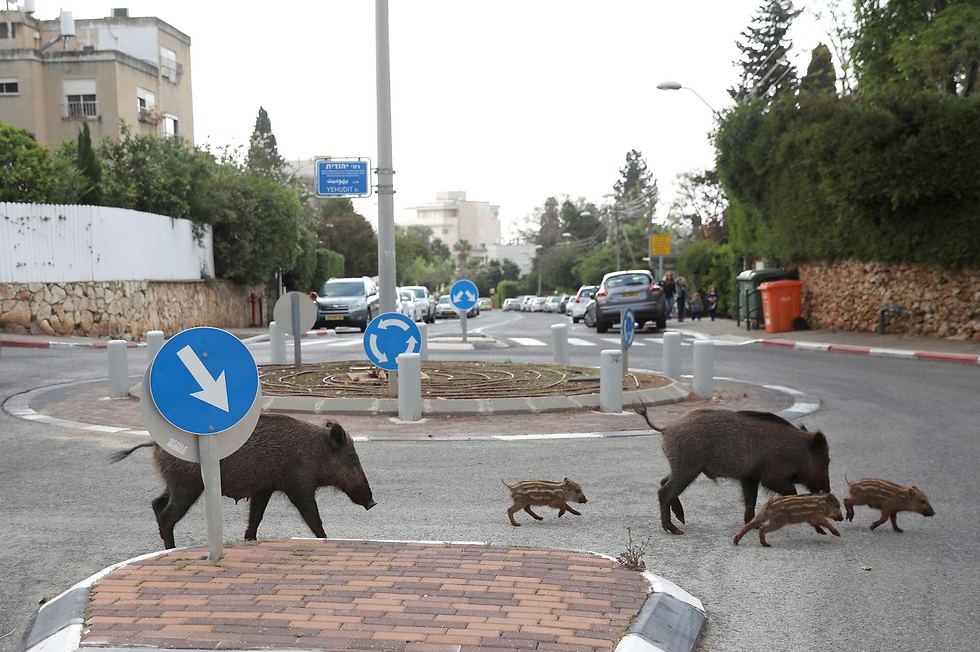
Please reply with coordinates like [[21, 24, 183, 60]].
[[502, 478, 588, 526], [635, 402, 831, 535], [108, 414, 376, 548], [732, 493, 845, 547], [843, 477, 935, 532]]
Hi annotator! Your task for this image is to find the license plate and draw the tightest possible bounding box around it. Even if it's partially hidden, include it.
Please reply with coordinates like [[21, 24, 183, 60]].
[[326, 315, 344, 321], [621, 292, 640, 298]]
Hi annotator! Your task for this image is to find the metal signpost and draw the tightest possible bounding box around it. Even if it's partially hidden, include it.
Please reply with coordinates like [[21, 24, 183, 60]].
[[363, 312, 422, 372], [621, 307, 635, 376], [273, 291, 317, 365], [449, 279, 479, 343], [314, 158, 372, 198], [650, 233, 671, 281], [143, 327, 262, 562]]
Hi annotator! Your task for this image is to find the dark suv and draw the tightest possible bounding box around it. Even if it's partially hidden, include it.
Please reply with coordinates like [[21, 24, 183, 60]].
[[593, 269, 666, 333], [314, 277, 379, 331]]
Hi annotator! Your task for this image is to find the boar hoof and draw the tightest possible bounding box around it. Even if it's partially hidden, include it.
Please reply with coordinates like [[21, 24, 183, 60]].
[[761, 541, 772, 548], [664, 525, 684, 535]]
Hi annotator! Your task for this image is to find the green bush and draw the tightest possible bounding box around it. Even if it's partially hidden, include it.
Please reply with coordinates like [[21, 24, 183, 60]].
[[315, 248, 345, 288], [0, 123, 59, 202], [496, 280, 520, 303]]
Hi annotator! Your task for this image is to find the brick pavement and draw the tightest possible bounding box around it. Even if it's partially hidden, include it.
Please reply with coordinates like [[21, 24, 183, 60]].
[[81, 540, 650, 651]]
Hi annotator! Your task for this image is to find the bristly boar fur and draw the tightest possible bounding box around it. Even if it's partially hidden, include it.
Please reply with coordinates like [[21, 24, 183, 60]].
[[108, 414, 376, 548], [634, 402, 831, 535], [844, 477, 935, 532], [502, 478, 588, 526], [732, 493, 844, 547]]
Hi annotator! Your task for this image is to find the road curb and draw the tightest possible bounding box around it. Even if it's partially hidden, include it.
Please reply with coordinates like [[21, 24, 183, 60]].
[[0, 337, 143, 349], [756, 338, 980, 365]]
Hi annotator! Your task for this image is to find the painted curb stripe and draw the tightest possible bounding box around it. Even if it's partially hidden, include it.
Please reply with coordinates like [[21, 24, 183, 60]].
[[756, 338, 979, 364], [914, 351, 980, 364]]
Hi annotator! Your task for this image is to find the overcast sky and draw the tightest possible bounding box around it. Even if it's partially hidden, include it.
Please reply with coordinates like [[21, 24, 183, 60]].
[[41, 1, 828, 240]]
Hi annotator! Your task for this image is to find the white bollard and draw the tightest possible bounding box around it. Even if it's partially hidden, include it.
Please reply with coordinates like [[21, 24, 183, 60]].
[[662, 331, 681, 380], [551, 323, 569, 365], [693, 340, 714, 397], [397, 353, 422, 421], [107, 340, 129, 397], [270, 321, 286, 364], [599, 349, 623, 413], [419, 322, 429, 361], [146, 330, 164, 367]]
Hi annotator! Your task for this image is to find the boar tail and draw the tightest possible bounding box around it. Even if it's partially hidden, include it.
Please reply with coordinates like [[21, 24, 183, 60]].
[[632, 398, 664, 431], [107, 442, 156, 464], [501, 479, 512, 490]]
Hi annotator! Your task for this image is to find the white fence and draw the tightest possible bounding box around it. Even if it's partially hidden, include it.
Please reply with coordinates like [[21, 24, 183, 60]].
[[0, 203, 213, 283]]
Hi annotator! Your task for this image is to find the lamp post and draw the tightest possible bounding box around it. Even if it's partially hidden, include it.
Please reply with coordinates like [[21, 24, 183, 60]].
[[535, 244, 543, 295], [656, 81, 717, 114]]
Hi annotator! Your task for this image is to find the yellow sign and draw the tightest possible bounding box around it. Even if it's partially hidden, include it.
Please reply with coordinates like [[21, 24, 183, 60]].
[[650, 233, 671, 256]]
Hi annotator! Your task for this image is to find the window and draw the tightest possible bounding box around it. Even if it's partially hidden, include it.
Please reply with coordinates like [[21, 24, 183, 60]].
[[65, 94, 97, 118], [0, 23, 14, 39], [0, 79, 18, 95], [136, 87, 155, 112], [163, 114, 179, 138], [160, 47, 177, 82]]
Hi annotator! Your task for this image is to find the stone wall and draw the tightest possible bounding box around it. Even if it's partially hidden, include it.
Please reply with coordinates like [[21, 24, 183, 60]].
[[798, 260, 980, 340], [0, 280, 273, 340]]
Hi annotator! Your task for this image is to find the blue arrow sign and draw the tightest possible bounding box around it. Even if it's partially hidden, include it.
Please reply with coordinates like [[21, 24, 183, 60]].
[[363, 312, 422, 371], [622, 308, 636, 349], [449, 279, 479, 311], [148, 327, 259, 436]]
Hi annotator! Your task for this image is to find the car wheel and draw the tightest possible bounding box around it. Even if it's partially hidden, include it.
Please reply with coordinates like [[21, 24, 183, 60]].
[[572, 317, 580, 324], [657, 315, 667, 330], [360, 309, 374, 332], [584, 307, 596, 328], [595, 320, 610, 334]]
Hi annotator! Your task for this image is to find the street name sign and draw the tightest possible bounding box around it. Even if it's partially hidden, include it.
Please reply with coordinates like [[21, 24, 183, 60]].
[[363, 312, 422, 372], [315, 158, 371, 198]]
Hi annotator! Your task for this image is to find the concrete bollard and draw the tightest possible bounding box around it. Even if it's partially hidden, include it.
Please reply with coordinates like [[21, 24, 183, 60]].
[[270, 321, 286, 364], [662, 331, 681, 380], [419, 322, 429, 361], [599, 349, 623, 413], [107, 340, 129, 397], [693, 340, 714, 397], [146, 330, 164, 367], [551, 323, 569, 365], [397, 353, 422, 421]]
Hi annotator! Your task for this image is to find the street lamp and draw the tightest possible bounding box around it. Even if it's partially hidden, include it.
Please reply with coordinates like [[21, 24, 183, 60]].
[[656, 81, 717, 114], [535, 244, 543, 295]]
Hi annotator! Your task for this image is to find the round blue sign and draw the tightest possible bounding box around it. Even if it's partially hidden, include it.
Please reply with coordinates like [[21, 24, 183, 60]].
[[449, 279, 479, 311], [622, 308, 636, 349], [363, 312, 422, 371], [148, 327, 259, 436]]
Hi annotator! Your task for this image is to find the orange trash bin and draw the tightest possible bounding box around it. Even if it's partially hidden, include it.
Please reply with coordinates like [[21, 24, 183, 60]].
[[758, 280, 804, 333]]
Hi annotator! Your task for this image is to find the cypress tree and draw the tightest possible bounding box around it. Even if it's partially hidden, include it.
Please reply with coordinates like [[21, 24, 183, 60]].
[[76, 122, 101, 204]]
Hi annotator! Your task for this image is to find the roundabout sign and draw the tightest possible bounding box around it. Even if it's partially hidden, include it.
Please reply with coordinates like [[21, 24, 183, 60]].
[[363, 312, 422, 371]]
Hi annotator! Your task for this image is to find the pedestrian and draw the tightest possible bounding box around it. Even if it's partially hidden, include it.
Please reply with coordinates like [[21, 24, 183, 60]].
[[675, 277, 688, 322], [662, 272, 676, 319], [706, 285, 718, 321], [690, 292, 704, 321]]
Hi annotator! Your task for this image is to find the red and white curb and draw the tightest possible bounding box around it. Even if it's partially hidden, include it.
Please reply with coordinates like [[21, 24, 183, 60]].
[[0, 337, 144, 349], [756, 338, 980, 364]]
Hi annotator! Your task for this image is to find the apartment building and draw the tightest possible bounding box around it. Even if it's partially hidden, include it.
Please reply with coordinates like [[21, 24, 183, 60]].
[[0, 5, 192, 148], [406, 191, 502, 255]]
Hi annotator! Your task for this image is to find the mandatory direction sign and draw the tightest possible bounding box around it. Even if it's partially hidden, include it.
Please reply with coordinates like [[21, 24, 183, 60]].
[[622, 308, 636, 349], [449, 279, 479, 311], [315, 158, 371, 198], [363, 312, 422, 371]]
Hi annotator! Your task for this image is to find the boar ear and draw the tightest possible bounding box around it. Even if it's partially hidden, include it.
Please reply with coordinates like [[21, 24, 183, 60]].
[[799, 424, 809, 432], [809, 431, 828, 452], [327, 423, 347, 451], [563, 477, 570, 483]]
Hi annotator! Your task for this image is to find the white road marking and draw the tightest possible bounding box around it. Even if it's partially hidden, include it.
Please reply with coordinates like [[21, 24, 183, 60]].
[[567, 338, 595, 346], [509, 337, 547, 346]]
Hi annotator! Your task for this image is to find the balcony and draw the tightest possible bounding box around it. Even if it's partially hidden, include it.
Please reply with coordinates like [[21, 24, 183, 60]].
[[138, 108, 161, 125], [61, 100, 99, 120]]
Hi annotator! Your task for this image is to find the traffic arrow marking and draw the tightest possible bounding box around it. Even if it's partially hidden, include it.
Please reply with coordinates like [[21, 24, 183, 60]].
[[369, 333, 387, 363], [176, 345, 229, 412]]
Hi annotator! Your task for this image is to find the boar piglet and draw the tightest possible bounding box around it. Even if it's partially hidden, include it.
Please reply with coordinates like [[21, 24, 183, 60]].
[[109, 414, 376, 548], [733, 493, 844, 547], [844, 477, 935, 533], [503, 478, 587, 526], [635, 403, 831, 535]]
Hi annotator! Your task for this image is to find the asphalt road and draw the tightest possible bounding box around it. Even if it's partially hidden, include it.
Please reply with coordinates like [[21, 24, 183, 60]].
[[1, 311, 977, 651]]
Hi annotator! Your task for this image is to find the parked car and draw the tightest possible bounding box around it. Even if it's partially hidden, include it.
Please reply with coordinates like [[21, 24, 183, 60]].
[[530, 296, 548, 312], [315, 276, 379, 331], [502, 297, 522, 311], [435, 295, 479, 318], [403, 285, 436, 323], [583, 298, 597, 328], [558, 294, 571, 314], [544, 295, 562, 312], [592, 269, 666, 333], [397, 288, 423, 322], [520, 295, 537, 312], [569, 285, 598, 323], [478, 297, 493, 311]]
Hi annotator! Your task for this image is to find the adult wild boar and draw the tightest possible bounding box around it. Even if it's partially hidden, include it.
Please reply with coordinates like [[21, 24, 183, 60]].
[[109, 414, 376, 548], [635, 404, 831, 535]]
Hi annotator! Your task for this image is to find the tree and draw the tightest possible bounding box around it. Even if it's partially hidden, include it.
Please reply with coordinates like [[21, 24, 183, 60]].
[[612, 150, 658, 226], [800, 43, 838, 94], [0, 123, 58, 202], [729, 0, 803, 103], [75, 122, 101, 204], [317, 206, 378, 276], [500, 258, 521, 281], [810, 0, 857, 94], [246, 106, 287, 179], [559, 199, 604, 241], [453, 239, 473, 272], [667, 169, 729, 242]]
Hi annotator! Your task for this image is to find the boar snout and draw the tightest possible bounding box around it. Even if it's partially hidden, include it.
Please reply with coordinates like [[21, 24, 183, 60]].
[[364, 500, 377, 511], [924, 507, 935, 517]]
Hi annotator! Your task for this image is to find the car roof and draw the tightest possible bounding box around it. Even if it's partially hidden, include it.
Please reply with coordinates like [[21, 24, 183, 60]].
[[601, 270, 653, 282]]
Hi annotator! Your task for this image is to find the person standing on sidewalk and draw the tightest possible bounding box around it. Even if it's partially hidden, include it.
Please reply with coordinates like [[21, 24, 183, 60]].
[[706, 285, 718, 321], [662, 272, 676, 319], [690, 292, 704, 321], [675, 276, 688, 322]]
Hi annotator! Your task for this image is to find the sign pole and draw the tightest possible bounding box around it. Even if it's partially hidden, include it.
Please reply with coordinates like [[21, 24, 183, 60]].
[[621, 309, 629, 377], [291, 292, 302, 365], [197, 434, 224, 562], [658, 255, 664, 283], [375, 0, 396, 318], [460, 310, 467, 343]]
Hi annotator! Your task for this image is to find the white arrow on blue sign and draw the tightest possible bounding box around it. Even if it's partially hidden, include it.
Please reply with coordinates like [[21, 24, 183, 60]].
[[148, 327, 259, 436], [449, 279, 479, 311], [363, 312, 422, 371], [622, 308, 636, 350]]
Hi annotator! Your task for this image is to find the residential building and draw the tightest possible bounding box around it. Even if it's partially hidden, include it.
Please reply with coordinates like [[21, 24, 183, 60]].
[[0, 6, 192, 148], [481, 243, 538, 275], [406, 191, 502, 256]]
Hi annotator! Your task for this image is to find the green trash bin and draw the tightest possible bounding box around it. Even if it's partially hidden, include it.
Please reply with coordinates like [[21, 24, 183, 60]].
[[736, 268, 799, 329]]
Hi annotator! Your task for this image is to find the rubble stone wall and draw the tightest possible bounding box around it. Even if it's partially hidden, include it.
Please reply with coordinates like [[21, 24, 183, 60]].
[[0, 280, 272, 340], [797, 260, 980, 339]]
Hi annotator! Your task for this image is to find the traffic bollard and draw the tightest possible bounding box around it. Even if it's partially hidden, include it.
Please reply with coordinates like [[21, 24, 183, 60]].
[[419, 322, 429, 361], [551, 323, 569, 365], [600, 349, 623, 413], [107, 340, 129, 397], [397, 353, 422, 421], [146, 330, 164, 367], [270, 321, 286, 364], [693, 340, 714, 397], [662, 331, 681, 380]]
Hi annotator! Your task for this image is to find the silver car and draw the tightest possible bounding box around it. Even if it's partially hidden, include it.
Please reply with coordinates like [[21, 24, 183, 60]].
[[315, 277, 379, 331], [593, 269, 666, 333]]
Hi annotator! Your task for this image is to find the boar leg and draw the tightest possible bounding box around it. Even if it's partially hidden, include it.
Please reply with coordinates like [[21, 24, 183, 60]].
[[523, 506, 544, 521], [757, 525, 773, 547], [244, 489, 274, 541], [740, 480, 760, 523], [659, 468, 699, 535], [285, 489, 327, 539], [870, 510, 889, 531], [888, 512, 903, 533], [562, 504, 582, 516], [661, 475, 685, 523], [815, 519, 841, 537], [508, 505, 522, 526], [843, 497, 856, 521], [732, 519, 759, 545], [156, 485, 203, 549]]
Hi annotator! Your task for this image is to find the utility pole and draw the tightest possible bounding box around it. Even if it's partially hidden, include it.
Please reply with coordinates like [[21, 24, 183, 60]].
[[613, 207, 621, 269], [375, 0, 395, 316]]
